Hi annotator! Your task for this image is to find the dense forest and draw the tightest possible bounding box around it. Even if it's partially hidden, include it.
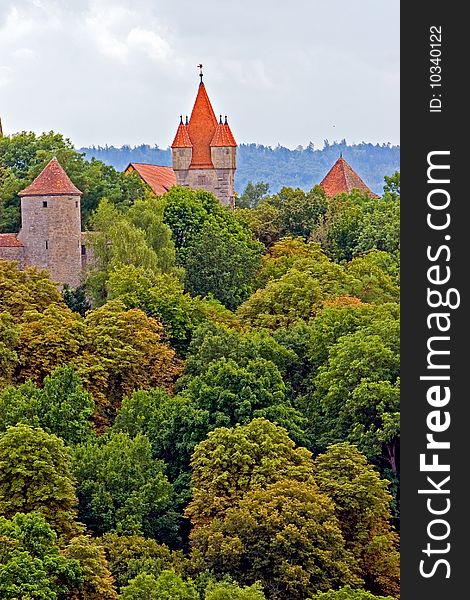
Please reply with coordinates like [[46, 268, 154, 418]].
[[0, 131, 400, 600], [79, 140, 400, 196]]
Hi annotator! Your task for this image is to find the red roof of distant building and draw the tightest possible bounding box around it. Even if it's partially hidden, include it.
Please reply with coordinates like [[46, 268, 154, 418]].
[[171, 121, 193, 148], [187, 83, 218, 169], [320, 157, 378, 198], [211, 120, 237, 147], [0, 234, 23, 247], [126, 163, 176, 195], [19, 157, 82, 197]]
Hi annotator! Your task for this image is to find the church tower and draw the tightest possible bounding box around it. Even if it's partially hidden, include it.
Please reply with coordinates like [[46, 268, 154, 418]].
[[171, 68, 237, 207], [17, 157, 83, 287]]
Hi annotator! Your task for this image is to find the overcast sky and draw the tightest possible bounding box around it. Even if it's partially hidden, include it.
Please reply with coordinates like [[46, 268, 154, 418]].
[[0, 0, 399, 150]]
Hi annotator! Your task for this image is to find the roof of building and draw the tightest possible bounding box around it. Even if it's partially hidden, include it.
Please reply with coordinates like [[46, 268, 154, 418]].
[[171, 120, 193, 148], [211, 118, 237, 147], [320, 156, 378, 198], [0, 233, 23, 247], [19, 157, 82, 197], [126, 163, 176, 195], [187, 82, 219, 169]]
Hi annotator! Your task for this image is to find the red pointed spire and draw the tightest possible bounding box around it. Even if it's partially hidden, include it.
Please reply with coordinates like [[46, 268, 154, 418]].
[[19, 157, 82, 197], [211, 116, 237, 147], [320, 156, 378, 198], [187, 82, 218, 168], [171, 120, 193, 148]]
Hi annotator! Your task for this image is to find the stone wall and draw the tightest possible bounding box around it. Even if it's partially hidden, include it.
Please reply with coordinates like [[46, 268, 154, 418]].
[[174, 167, 235, 207], [0, 246, 25, 267], [18, 194, 83, 288]]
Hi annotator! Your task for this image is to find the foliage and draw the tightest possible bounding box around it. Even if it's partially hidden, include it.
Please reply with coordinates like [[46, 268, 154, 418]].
[[161, 187, 263, 309], [183, 357, 307, 443], [238, 186, 328, 246], [106, 266, 200, 354], [73, 432, 173, 538], [63, 535, 118, 599], [191, 479, 361, 600], [100, 533, 185, 590], [85, 198, 179, 306], [0, 312, 19, 388], [78, 300, 182, 424], [309, 313, 400, 471], [186, 418, 314, 527], [236, 181, 270, 209], [205, 580, 266, 600], [0, 425, 80, 538], [0, 261, 63, 318], [121, 570, 198, 600], [0, 365, 94, 444], [0, 512, 83, 600], [63, 284, 91, 317], [313, 444, 399, 598], [308, 587, 396, 600], [16, 304, 86, 383]]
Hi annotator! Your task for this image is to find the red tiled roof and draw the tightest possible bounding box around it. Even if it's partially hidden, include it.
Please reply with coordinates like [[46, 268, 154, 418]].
[[126, 163, 176, 195], [211, 121, 237, 147], [320, 157, 378, 198], [187, 83, 218, 169], [171, 121, 193, 148], [19, 157, 82, 197], [0, 233, 23, 247]]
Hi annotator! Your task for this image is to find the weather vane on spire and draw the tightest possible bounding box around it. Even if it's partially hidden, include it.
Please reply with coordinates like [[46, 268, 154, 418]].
[[197, 63, 203, 84]]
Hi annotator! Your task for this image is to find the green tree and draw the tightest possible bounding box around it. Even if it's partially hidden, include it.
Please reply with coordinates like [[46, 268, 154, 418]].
[[183, 222, 263, 310], [160, 187, 263, 309], [114, 389, 209, 486], [183, 357, 306, 443], [0, 312, 19, 388], [121, 570, 198, 600], [73, 432, 173, 538], [0, 426, 80, 538], [63, 535, 118, 600], [106, 266, 199, 354], [192, 480, 361, 600], [205, 580, 266, 600], [309, 317, 400, 471], [79, 300, 182, 425], [186, 418, 314, 527], [0, 365, 94, 444], [237, 258, 352, 329], [100, 533, 185, 590], [347, 250, 399, 304], [0, 512, 83, 599], [383, 171, 400, 201], [236, 181, 270, 209], [0, 261, 63, 318], [16, 304, 86, 383], [313, 444, 399, 598], [309, 587, 395, 600], [63, 284, 91, 317]]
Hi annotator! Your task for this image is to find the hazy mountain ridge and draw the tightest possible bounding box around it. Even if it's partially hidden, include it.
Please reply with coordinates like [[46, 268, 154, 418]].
[[79, 140, 400, 195]]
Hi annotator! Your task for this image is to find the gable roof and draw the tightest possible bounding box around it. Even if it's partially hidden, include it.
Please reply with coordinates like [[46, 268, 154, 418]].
[[126, 163, 176, 195], [0, 233, 23, 247], [187, 82, 218, 168], [320, 157, 378, 198], [19, 157, 82, 197], [171, 121, 193, 148]]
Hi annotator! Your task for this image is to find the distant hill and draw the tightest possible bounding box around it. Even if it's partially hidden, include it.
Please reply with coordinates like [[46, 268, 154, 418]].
[[78, 140, 400, 196]]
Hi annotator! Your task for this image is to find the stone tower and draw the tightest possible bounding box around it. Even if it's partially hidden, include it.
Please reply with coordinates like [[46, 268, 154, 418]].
[[171, 73, 237, 207], [17, 157, 83, 287]]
